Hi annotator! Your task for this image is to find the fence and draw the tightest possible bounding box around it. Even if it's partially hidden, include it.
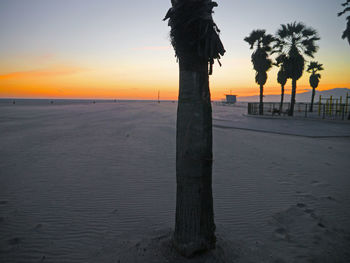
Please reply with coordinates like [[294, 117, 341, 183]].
[[247, 102, 350, 120]]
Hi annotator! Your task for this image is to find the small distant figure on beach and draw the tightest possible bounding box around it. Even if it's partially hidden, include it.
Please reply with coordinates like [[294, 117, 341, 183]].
[[50, 100, 54, 104], [12, 100, 15, 104]]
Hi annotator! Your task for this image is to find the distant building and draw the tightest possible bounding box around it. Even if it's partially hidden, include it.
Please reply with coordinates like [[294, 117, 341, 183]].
[[225, 95, 237, 104]]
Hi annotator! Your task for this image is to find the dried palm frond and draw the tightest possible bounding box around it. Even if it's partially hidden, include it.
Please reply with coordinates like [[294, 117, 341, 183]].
[[338, 0, 350, 44], [164, 0, 225, 74]]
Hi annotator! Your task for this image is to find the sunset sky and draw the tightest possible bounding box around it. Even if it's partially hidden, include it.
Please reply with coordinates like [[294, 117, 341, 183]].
[[0, 0, 349, 100]]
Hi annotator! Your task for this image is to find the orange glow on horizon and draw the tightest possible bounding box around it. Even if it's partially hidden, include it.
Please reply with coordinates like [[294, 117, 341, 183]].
[[1, 81, 349, 101], [1, 65, 349, 100]]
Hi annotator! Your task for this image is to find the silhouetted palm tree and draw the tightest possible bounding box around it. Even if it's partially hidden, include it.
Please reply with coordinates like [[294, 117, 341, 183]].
[[244, 30, 274, 115], [274, 22, 320, 116], [275, 54, 288, 114], [164, 0, 225, 257], [307, 61, 324, 112], [338, 0, 350, 44]]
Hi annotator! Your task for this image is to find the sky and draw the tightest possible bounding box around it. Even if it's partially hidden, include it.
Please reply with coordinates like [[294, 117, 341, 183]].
[[0, 0, 349, 100]]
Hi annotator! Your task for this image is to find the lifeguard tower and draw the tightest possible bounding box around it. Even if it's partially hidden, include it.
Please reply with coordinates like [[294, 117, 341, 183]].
[[225, 94, 237, 104]]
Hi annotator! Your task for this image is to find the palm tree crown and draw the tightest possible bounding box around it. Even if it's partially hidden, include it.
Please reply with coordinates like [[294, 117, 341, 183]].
[[273, 22, 320, 80], [307, 61, 324, 89], [244, 30, 274, 86], [275, 54, 288, 87], [164, 0, 225, 74], [338, 0, 350, 44], [273, 22, 320, 116], [277, 70, 287, 87]]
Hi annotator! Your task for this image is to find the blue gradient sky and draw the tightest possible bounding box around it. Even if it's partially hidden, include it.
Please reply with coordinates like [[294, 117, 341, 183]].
[[0, 0, 349, 99]]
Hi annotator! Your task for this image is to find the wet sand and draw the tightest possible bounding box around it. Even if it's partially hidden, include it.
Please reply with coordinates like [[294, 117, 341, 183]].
[[0, 101, 350, 262]]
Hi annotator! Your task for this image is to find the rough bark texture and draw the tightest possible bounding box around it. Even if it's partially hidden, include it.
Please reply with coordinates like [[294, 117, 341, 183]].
[[289, 79, 297, 116], [310, 87, 315, 112], [259, 84, 264, 115], [279, 84, 285, 114], [174, 55, 215, 257]]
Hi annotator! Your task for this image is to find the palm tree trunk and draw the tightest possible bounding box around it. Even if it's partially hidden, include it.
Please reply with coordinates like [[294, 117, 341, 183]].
[[174, 55, 215, 257], [279, 84, 285, 115], [259, 84, 264, 115], [310, 87, 315, 112], [289, 79, 297, 116]]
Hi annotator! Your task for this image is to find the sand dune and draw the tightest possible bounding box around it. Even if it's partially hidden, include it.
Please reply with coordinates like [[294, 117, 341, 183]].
[[0, 101, 349, 262]]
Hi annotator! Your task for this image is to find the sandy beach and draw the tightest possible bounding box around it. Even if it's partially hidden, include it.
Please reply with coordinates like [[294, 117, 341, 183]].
[[1, 101, 350, 262]]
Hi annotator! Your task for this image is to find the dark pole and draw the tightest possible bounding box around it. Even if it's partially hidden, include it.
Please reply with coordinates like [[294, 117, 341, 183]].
[[305, 104, 308, 118], [323, 104, 326, 119]]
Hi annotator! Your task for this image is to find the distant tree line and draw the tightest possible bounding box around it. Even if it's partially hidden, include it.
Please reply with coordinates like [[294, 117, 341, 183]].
[[245, 1, 350, 117], [244, 22, 322, 116]]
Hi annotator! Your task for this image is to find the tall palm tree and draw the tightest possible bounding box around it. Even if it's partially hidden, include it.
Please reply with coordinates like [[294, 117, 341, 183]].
[[164, 0, 225, 257], [338, 0, 350, 44], [244, 30, 274, 115], [307, 61, 324, 112], [274, 22, 320, 116], [275, 54, 288, 114]]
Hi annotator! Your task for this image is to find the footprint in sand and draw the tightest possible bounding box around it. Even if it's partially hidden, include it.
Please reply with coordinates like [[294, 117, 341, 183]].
[[0, 200, 8, 205], [296, 203, 306, 208], [112, 208, 118, 214], [311, 180, 330, 188], [8, 237, 21, 246], [304, 208, 314, 214], [296, 192, 318, 201], [325, 196, 337, 202], [274, 227, 289, 240], [34, 223, 43, 230], [318, 221, 326, 228]]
